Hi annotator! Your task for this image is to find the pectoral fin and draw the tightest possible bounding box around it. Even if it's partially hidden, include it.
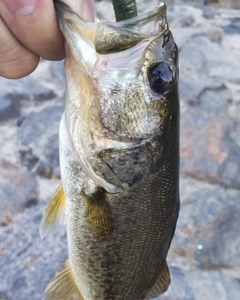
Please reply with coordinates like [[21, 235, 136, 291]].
[[145, 262, 170, 299], [82, 188, 114, 240], [44, 259, 83, 300], [39, 184, 66, 239]]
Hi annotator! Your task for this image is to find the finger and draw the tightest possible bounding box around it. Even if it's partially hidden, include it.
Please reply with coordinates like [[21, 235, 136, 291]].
[[0, 0, 65, 61], [61, 0, 95, 22], [0, 16, 39, 79], [0, 0, 95, 62], [77, 0, 95, 22]]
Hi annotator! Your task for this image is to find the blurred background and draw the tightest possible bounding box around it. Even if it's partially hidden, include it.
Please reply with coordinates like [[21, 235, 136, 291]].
[[165, 0, 240, 9], [0, 0, 240, 299]]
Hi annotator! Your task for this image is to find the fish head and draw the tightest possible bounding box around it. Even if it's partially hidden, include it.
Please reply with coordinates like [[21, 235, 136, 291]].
[[55, 1, 179, 192]]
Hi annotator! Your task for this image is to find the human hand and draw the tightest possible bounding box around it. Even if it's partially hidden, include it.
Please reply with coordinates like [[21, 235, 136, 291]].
[[0, 0, 95, 79]]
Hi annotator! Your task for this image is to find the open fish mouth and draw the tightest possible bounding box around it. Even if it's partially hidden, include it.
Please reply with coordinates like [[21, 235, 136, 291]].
[[55, 0, 168, 55]]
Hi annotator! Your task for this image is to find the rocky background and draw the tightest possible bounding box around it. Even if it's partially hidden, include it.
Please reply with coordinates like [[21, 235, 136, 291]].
[[0, 0, 240, 299]]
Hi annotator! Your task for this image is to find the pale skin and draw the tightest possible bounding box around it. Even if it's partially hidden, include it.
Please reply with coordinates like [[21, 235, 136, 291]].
[[0, 0, 95, 79]]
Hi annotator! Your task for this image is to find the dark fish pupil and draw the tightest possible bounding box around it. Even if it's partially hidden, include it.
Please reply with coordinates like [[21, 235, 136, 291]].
[[148, 63, 173, 94], [154, 71, 165, 85]]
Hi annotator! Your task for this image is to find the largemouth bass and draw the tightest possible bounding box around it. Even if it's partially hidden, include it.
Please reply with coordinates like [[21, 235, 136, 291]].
[[40, 1, 179, 299]]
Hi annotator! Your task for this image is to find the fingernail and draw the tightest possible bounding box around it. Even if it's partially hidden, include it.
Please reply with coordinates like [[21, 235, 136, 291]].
[[3, 0, 37, 16]]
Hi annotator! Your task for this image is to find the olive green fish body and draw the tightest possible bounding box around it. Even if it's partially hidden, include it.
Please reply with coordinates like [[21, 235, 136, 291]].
[[59, 113, 179, 299], [41, 1, 179, 299]]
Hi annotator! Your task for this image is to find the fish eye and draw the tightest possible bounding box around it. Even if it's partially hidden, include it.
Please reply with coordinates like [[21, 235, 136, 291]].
[[148, 62, 173, 94]]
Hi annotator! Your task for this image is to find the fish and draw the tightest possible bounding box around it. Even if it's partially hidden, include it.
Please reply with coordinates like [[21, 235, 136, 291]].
[[40, 1, 180, 299]]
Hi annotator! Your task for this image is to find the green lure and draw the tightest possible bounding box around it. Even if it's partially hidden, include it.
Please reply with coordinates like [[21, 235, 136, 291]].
[[112, 0, 138, 21]]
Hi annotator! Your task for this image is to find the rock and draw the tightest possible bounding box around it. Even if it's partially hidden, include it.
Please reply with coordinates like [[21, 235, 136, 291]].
[[160, 266, 240, 300], [44, 60, 66, 91], [16, 116, 26, 127], [19, 149, 39, 171], [18, 106, 63, 148], [0, 201, 67, 300], [181, 96, 240, 189], [156, 176, 240, 299], [204, 0, 219, 5], [0, 75, 57, 104], [219, 0, 240, 9], [205, 26, 224, 42], [223, 22, 240, 35], [179, 24, 240, 189], [44, 133, 60, 178], [18, 106, 63, 178], [25, 82, 57, 102], [169, 11, 195, 28], [0, 160, 38, 226], [172, 177, 240, 268], [36, 161, 53, 179], [202, 6, 220, 18], [0, 95, 20, 122]]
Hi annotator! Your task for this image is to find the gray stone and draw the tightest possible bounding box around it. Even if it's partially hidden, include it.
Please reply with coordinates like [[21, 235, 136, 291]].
[[160, 266, 240, 300], [0, 202, 68, 300], [19, 149, 39, 170], [223, 22, 240, 35], [36, 161, 53, 179], [198, 84, 232, 113], [0, 95, 20, 122], [0, 76, 56, 104], [173, 177, 240, 267], [202, 6, 220, 19], [219, 0, 240, 9], [205, 26, 224, 42], [18, 106, 63, 148], [18, 106, 63, 178], [0, 160, 38, 226], [180, 106, 240, 188]]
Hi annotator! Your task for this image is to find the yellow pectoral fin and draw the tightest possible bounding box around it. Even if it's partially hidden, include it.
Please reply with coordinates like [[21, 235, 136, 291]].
[[39, 183, 66, 239], [44, 259, 83, 300], [145, 262, 171, 299], [82, 188, 114, 240]]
